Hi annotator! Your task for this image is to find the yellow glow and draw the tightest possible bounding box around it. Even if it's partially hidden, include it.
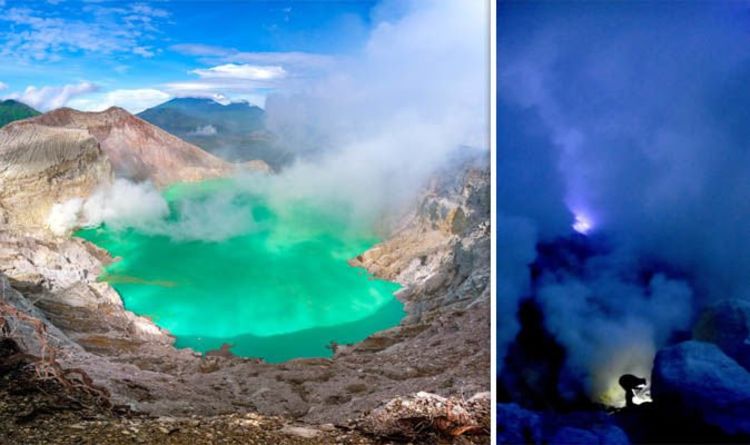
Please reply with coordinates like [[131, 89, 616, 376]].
[[591, 344, 655, 408]]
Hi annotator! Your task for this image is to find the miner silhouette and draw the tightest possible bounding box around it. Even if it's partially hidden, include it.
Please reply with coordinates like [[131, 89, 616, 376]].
[[619, 374, 647, 408]]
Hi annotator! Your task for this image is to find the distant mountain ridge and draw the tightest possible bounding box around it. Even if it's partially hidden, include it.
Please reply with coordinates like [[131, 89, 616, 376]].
[[138, 98, 291, 169], [0, 99, 41, 128], [140, 97, 265, 132]]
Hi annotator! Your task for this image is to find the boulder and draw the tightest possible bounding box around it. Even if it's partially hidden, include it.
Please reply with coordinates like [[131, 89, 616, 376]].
[[358, 391, 488, 439], [694, 299, 750, 371], [548, 425, 629, 444], [496, 403, 629, 445], [496, 403, 541, 444], [652, 340, 750, 437], [549, 427, 600, 444]]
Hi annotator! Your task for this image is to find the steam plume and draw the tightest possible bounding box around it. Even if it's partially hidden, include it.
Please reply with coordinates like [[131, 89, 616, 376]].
[[264, 0, 488, 221], [499, 2, 750, 404], [49, 0, 489, 240]]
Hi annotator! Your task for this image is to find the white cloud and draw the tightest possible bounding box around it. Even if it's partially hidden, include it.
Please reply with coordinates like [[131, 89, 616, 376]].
[[164, 81, 226, 93], [5, 82, 98, 111], [162, 80, 271, 108], [0, 4, 169, 61], [207, 93, 231, 105], [162, 47, 331, 107], [163, 78, 274, 106], [191, 64, 286, 81], [188, 125, 217, 136], [132, 46, 155, 58], [0, 82, 7, 91], [232, 52, 332, 70], [170, 43, 231, 58], [129, 4, 169, 19], [67, 88, 171, 114], [233, 94, 267, 108], [170, 44, 333, 71]]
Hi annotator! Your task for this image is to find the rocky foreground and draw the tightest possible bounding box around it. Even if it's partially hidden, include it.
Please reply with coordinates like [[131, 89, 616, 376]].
[[0, 109, 490, 443], [498, 270, 750, 444]]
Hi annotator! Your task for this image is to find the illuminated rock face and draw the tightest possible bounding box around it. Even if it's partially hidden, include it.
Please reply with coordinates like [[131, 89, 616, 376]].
[[652, 341, 750, 437]]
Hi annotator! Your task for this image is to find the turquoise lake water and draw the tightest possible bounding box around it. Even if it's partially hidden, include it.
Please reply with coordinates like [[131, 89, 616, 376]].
[[76, 179, 404, 362]]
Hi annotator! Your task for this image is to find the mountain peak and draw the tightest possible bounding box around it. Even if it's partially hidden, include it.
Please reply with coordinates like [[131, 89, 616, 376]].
[[103, 105, 130, 115], [1, 99, 24, 107], [166, 97, 225, 107], [136, 96, 283, 167], [0, 99, 42, 128], [27, 106, 231, 186], [159, 96, 261, 109]]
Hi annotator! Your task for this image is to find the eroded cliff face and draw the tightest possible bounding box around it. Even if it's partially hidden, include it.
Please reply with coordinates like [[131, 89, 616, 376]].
[[352, 164, 490, 320], [0, 121, 113, 233], [30, 107, 235, 187]]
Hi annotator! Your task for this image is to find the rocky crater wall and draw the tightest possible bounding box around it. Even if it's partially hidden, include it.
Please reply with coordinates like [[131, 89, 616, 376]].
[[0, 121, 113, 233], [0, 114, 490, 441]]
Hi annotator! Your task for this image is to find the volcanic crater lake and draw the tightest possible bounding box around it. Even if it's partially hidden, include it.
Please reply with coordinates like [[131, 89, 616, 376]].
[[76, 179, 405, 362]]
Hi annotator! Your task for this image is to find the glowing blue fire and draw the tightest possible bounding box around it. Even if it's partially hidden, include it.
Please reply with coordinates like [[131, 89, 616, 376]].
[[573, 213, 593, 234]]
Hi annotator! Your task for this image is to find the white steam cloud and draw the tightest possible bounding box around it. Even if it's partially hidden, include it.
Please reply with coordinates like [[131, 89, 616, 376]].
[[263, 0, 488, 221], [48, 179, 259, 242], [48, 179, 168, 236], [537, 256, 693, 405]]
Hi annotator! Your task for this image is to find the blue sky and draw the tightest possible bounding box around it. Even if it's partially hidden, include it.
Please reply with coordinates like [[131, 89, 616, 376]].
[[0, 0, 386, 112]]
